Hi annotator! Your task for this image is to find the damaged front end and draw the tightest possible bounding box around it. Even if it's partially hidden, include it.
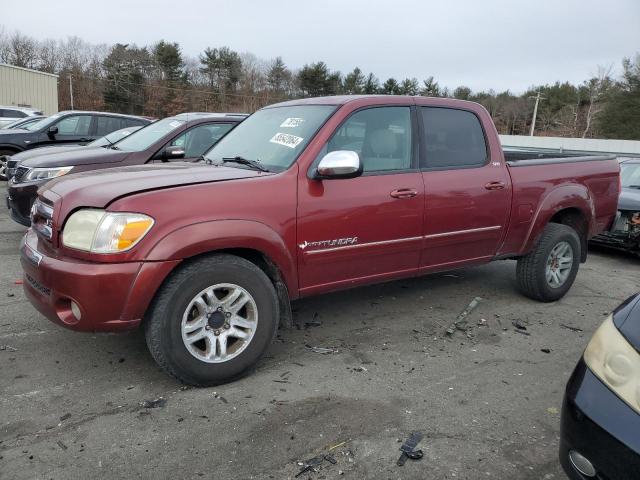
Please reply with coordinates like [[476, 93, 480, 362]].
[[591, 210, 640, 256]]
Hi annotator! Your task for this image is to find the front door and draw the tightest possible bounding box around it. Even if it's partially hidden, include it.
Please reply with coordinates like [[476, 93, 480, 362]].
[[297, 106, 425, 295], [418, 106, 511, 270], [36, 114, 94, 147]]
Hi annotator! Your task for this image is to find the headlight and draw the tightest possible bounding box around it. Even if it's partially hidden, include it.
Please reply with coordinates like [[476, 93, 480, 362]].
[[62, 209, 154, 253], [584, 315, 640, 414], [23, 166, 73, 181]]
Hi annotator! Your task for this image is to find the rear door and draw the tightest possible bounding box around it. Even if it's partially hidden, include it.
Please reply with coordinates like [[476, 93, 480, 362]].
[[297, 105, 425, 295], [419, 106, 511, 270]]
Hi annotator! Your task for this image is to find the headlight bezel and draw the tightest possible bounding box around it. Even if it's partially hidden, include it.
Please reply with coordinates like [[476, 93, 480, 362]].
[[584, 314, 640, 415], [62, 208, 155, 254], [22, 166, 73, 182]]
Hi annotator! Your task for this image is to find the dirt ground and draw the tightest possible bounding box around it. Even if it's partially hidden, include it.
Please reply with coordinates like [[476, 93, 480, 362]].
[[0, 184, 638, 480]]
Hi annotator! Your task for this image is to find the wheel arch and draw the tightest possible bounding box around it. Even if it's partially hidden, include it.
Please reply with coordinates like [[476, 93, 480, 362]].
[[521, 184, 595, 262]]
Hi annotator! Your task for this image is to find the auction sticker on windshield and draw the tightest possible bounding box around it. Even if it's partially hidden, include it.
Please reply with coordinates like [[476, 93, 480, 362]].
[[280, 117, 305, 128], [270, 132, 304, 149]]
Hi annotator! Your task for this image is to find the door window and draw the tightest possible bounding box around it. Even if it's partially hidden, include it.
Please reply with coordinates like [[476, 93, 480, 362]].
[[170, 123, 235, 158], [95, 116, 124, 136], [420, 107, 487, 169], [325, 107, 412, 173], [1, 109, 27, 118], [55, 115, 92, 135]]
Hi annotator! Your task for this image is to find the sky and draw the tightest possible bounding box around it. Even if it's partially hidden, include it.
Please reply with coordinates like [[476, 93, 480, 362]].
[[2, 0, 639, 93]]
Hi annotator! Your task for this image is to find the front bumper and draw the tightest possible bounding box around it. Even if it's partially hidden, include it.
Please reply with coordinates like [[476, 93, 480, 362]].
[[560, 359, 640, 479], [7, 181, 41, 227], [20, 229, 180, 333]]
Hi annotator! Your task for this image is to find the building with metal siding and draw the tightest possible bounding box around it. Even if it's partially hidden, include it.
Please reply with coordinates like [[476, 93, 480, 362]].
[[0, 64, 58, 115]]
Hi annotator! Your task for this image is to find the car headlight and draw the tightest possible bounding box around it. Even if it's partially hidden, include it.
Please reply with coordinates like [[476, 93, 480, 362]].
[[584, 315, 640, 414], [62, 209, 154, 253], [23, 166, 73, 181]]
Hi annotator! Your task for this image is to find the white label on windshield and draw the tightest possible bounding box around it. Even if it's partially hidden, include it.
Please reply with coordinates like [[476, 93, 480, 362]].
[[280, 117, 305, 128], [169, 121, 182, 129], [270, 132, 304, 149]]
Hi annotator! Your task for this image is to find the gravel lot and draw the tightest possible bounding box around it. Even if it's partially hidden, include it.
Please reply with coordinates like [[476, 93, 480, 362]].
[[0, 183, 638, 480]]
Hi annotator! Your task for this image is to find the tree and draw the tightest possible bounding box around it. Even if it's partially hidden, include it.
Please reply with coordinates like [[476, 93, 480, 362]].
[[298, 62, 341, 96], [598, 55, 640, 140], [343, 67, 365, 94], [266, 56, 291, 94], [453, 86, 472, 100], [363, 73, 380, 94], [381, 78, 400, 95], [199, 46, 242, 93], [399, 77, 420, 96], [102, 43, 151, 114], [152, 40, 183, 83], [420, 76, 441, 97]]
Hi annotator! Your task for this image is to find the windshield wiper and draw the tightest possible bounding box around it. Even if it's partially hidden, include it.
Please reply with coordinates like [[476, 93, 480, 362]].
[[628, 185, 640, 189], [220, 156, 270, 172]]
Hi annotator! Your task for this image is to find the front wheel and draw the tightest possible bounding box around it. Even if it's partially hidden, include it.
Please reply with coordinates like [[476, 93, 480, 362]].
[[516, 223, 581, 302], [144, 254, 279, 386]]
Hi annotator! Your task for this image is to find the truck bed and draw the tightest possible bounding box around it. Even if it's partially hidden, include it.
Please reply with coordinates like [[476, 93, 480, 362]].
[[498, 153, 620, 257]]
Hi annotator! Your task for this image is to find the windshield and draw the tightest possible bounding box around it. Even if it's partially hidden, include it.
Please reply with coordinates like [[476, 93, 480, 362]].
[[113, 117, 185, 152], [203, 105, 337, 172], [621, 162, 640, 188], [88, 126, 142, 147]]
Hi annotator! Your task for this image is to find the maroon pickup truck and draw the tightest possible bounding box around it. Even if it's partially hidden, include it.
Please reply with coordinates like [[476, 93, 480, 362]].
[[20, 96, 620, 386]]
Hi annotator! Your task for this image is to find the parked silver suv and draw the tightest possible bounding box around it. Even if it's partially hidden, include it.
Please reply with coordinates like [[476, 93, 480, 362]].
[[0, 106, 44, 129]]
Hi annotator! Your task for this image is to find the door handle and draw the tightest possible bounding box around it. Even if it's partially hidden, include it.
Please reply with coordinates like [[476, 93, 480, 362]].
[[390, 188, 418, 199], [484, 181, 505, 191]]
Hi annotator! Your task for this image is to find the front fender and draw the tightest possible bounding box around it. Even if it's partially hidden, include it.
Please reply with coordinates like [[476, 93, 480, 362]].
[[0, 144, 23, 153], [145, 219, 298, 296], [521, 184, 595, 255]]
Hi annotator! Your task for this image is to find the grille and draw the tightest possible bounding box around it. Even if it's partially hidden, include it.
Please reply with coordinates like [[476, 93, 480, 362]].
[[13, 166, 29, 183]]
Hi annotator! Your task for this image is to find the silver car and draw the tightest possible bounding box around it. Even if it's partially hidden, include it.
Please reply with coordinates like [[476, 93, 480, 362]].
[[0, 106, 44, 129]]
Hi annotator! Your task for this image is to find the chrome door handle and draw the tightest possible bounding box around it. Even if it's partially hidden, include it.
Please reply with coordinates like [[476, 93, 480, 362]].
[[390, 188, 418, 199], [484, 181, 505, 190]]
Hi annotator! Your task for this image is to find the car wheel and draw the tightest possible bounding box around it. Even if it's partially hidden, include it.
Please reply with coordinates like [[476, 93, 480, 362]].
[[0, 149, 14, 181], [516, 223, 581, 302], [144, 254, 279, 386]]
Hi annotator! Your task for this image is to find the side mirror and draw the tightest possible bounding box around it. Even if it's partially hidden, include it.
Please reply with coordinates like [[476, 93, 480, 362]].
[[315, 150, 362, 180], [163, 145, 186, 160], [47, 126, 58, 137]]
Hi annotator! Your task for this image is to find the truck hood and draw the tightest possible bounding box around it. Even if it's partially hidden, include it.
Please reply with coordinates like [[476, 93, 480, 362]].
[[21, 147, 128, 168], [619, 187, 640, 211], [44, 163, 271, 209]]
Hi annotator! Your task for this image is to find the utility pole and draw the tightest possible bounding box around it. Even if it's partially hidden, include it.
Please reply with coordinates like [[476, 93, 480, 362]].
[[69, 74, 74, 110], [528, 91, 545, 136]]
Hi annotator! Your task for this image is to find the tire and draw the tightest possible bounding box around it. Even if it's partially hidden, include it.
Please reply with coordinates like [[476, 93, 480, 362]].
[[144, 254, 279, 386], [0, 149, 16, 181], [516, 223, 581, 302]]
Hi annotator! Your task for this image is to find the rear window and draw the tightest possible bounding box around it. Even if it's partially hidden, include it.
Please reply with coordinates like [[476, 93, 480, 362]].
[[420, 107, 487, 169], [95, 116, 124, 136]]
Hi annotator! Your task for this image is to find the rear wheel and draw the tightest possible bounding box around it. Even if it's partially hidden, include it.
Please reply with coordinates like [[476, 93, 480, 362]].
[[144, 254, 279, 386], [516, 223, 581, 302]]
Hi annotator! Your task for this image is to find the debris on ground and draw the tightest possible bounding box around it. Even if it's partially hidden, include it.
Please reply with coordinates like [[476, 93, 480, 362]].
[[13, 279, 23, 285], [0, 345, 17, 352], [304, 312, 322, 329], [477, 318, 487, 326], [7, 292, 14, 297], [397, 431, 424, 466], [514, 329, 531, 336], [212, 392, 228, 404], [59, 413, 71, 422], [352, 366, 368, 373], [560, 324, 583, 332], [512, 319, 528, 331], [56, 440, 68, 451], [139, 397, 166, 409], [541, 348, 551, 353], [446, 297, 483, 335], [305, 344, 339, 354], [295, 441, 349, 477]]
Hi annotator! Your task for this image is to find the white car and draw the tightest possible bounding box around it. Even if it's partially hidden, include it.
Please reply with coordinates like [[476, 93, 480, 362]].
[[0, 106, 44, 129]]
